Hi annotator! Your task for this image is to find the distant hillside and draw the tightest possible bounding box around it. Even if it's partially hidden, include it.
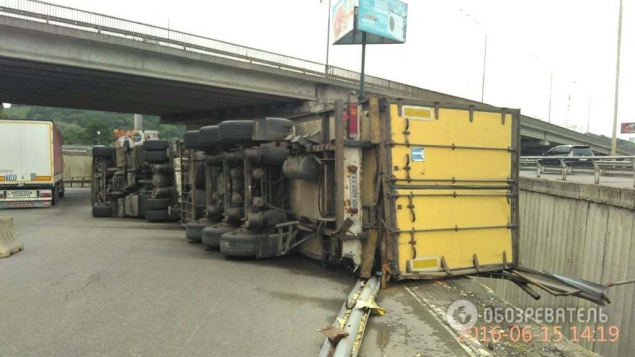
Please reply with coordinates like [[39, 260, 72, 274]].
[[3, 105, 185, 145]]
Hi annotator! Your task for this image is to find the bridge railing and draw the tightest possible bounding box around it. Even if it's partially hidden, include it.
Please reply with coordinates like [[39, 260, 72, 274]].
[[0, 0, 435, 99], [520, 155, 635, 186]]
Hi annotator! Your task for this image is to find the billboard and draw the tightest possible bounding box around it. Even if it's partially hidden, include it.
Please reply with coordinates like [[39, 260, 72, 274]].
[[332, 0, 356, 44], [358, 0, 407, 43], [332, 0, 408, 45], [621, 122, 635, 134], [114, 130, 159, 148]]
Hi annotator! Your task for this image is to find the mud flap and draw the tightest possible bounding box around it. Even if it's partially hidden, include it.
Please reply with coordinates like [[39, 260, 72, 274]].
[[483, 266, 635, 306]]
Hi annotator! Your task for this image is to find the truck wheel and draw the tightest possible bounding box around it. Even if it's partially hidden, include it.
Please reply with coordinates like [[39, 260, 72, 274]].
[[183, 130, 200, 149], [202, 224, 235, 248], [252, 117, 294, 142], [144, 150, 169, 163], [92, 204, 112, 217], [152, 173, 172, 188], [220, 229, 266, 258], [52, 186, 60, 206], [145, 209, 170, 222], [199, 125, 220, 150], [143, 140, 170, 151], [92, 146, 115, 158], [185, 220, 209, 243], [218, 120, 254, 144], [145, 198, 172, 210]]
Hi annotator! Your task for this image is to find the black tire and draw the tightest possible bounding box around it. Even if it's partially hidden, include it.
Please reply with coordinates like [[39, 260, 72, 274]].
[[92, 204, 112, 217], [190, 151, 206, 190], [152, 173, 172, 188], [252, 117, 294, 142], [183, 130, 200, 149], [220, 229, 266, 258], [92, 146, 115, 158], [202, 224, 235, 248], [199, 125, 220, 150], [185, 219, 209, 243], [144, 150, 169, 163], [145, 198, 172, 210], [145, 209, 170, 222], [143, 140, 170, 151], [218, 120, 254, 144]]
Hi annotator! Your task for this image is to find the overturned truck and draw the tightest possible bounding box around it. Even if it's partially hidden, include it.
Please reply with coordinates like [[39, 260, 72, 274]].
[[182, 98, 519, 281], [91, 139, 180, 222], [180, 96, 630, 302]]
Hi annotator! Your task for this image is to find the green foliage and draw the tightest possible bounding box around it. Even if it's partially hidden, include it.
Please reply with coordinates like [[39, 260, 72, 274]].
[[4, 105, 185, 145], [0, 107, 7, 119]]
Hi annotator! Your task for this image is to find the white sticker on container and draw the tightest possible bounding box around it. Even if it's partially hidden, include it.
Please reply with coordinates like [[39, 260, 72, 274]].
[[411, 147, 425, 162]]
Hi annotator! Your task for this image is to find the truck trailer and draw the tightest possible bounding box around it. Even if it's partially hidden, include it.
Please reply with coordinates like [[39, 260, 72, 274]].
[[177, 97, 630, 305], [0, 120, 64, 208]]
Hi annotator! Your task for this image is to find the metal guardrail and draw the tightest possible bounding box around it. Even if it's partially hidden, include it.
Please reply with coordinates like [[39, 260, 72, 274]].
[[520, 156, 635, 186], [0, 0, 437, 99], [63, 176, 90, 187]]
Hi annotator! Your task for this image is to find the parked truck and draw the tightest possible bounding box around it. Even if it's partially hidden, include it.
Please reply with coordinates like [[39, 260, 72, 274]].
[[0, 120, 64, 208]]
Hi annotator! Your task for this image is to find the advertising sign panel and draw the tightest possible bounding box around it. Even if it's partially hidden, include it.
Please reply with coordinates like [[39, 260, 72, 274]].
[[621, 122, 635, 134], [358, 0, 407, 43], [332, 0, 356, 44], [114, 130, 159, 148]]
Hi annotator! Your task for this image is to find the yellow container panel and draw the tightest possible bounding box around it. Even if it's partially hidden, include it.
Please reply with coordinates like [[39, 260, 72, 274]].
[[386, 102, 518, 277], [396, 228, 514, 272], [393, 191, 511, 229], [390, 106, 512, 149], [390, 146, 511, 182]]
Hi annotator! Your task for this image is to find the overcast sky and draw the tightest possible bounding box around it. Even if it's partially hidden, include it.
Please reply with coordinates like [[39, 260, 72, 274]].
[[43, 0, 633, 139]]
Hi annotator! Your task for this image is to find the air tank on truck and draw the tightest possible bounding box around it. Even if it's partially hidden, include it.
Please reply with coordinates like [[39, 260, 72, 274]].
[[0, 120, 64, 208]]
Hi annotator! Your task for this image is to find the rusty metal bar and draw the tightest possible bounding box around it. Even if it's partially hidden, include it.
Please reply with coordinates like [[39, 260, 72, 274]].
[[388, 141, 514, 152], [393, 224, 515, 234]]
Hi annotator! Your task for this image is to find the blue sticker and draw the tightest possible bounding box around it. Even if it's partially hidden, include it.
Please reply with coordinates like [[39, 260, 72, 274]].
[[411, 147, 425, 162]]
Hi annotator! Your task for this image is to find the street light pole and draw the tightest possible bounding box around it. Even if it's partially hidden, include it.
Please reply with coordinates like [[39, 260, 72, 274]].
[[611, 0, 623, 156], [548, 72, 553, 123], [462, 11, 487, 102], [481, 34, 487, 102], [324, 0, 332, 74]]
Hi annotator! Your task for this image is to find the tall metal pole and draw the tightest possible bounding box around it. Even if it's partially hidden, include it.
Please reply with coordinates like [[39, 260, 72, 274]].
[[462, 11, 487, 103], [587, 96, 592, 133], [611, 0, 623, 156], [359, 32, 367, 100], [548, 72, 553, 123], [481, 34, 487, 102], [325, 0, 332, 73]]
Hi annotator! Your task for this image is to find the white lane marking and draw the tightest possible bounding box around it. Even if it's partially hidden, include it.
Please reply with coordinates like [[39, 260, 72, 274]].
[[404, 286, 490, 357]]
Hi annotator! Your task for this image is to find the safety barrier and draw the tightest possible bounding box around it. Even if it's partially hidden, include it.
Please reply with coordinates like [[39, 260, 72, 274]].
[[521, 155, 635, 186], [0, 216, 23, 258]]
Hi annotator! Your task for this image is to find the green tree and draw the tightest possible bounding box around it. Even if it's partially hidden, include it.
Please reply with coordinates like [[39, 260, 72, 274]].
[[83, 119, 112, 145]]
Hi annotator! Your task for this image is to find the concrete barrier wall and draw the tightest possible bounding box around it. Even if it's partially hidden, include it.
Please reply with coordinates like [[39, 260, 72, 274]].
[[476, 178, 635, 357]]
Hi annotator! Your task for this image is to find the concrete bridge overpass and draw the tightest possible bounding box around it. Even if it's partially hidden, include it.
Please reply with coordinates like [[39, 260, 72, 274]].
[[0, 0, 633, 155]]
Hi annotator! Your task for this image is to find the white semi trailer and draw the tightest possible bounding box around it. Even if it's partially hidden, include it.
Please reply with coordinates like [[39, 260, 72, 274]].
[[0, 120, 64, 208]]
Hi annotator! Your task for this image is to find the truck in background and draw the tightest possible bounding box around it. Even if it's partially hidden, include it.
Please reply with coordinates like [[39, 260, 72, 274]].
[[91, 130, 179, 221], [0, 120, 64, 208]]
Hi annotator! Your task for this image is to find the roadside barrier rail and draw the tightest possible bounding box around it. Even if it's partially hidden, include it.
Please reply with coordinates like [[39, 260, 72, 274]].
[[520, 156, 635, 187]]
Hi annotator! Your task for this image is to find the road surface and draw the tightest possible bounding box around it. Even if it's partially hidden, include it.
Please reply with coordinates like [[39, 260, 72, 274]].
[[0, 189, 473, 356]]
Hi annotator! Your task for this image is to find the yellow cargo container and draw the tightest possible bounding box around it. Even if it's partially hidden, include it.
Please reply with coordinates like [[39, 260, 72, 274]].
[[378, 99, 519, 280], [292, 97, 520, 283]]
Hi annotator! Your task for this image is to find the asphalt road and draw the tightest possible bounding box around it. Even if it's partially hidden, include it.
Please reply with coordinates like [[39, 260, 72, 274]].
[[0, 189, 471, 357]]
